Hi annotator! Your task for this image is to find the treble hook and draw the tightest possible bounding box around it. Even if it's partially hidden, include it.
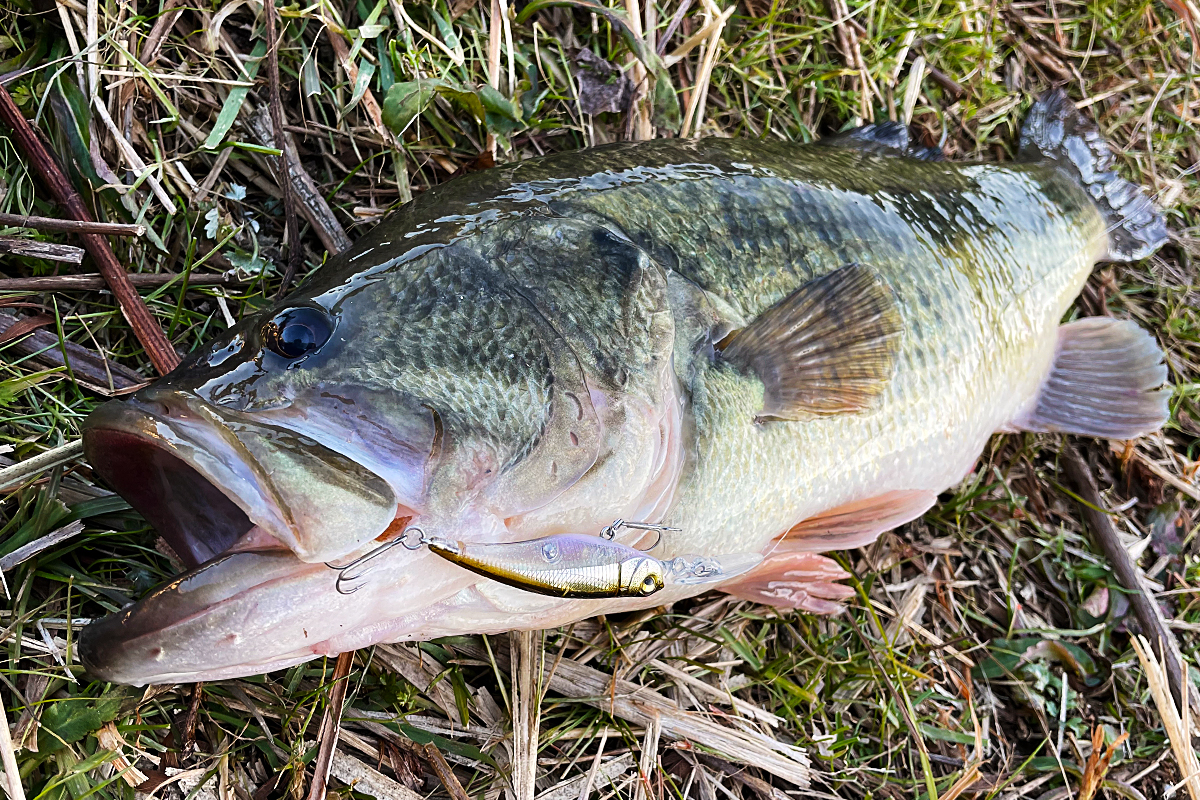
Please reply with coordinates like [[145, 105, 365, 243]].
[[599, 519, 680, 551], [326, 527, 429, 595]]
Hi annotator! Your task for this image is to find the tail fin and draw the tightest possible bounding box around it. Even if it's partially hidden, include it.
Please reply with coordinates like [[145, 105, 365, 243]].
[[1019, 89, 1167, 262]]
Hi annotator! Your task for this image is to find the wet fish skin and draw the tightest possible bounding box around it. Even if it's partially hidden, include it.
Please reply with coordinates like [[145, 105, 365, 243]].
[[79, 98, 1167, 683]]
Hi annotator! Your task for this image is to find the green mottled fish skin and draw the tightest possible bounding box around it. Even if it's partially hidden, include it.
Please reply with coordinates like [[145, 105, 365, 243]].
[[155, 137, 1107, 629], [296, 138, 1104, 546]]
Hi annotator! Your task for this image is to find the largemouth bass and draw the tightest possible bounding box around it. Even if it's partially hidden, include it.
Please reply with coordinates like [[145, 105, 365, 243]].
[[80, 90, 1169, 685]]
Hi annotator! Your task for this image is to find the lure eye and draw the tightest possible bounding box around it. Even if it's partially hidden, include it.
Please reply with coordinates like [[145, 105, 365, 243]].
[[262, 306, 333, 360], [640, 575, 661, 595]]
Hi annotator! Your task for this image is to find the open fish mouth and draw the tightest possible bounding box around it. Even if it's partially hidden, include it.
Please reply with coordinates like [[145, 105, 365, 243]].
[[82, 395, 285, 569], [77, 388, 421, 685]]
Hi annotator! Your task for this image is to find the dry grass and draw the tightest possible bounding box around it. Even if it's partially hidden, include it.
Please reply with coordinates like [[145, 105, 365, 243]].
[[1, 0, 1199, 797]]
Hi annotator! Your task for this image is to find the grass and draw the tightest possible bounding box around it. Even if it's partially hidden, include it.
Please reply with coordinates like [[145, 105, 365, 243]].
[[0, 0, 1198, 797]]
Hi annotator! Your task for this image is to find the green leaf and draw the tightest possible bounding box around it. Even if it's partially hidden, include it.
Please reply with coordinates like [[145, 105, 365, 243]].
[[480, 84, 523, 135], [203, 39, 268, 150], [918, 723, 977, 745], [37, 692, 125, 753], [438, 82, 487, 123], [382, 79, 441, 133], [48, 74, 103, 186], [0, 368, 62, 407], [652, 68, 681, 130], [480, 85, 521, 121], [345, 60, 376, 115], [69, 494, 132, 519]]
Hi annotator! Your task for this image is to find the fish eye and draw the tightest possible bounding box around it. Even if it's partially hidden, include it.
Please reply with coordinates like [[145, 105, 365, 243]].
[[262, 306, 333, 360]]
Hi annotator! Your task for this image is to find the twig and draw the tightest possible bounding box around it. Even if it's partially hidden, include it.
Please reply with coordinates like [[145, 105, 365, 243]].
[[925, 63, 966, 101], [0, 441, 85, 493], [658, 0, 693, 56], [307, 651, 354, 800], [0, 212, 145, 236], [0, 521, 85, 572], [0, 237, 84, 264], [138, 0, 185, 67], [330, 750, 424, 800], [0, 684, 26, 800], [511, 630, 541, 800], [0, 310, 147, 396], [423, 742, 472, 800], [0, 273, 242, 291], [263, 0, 302, 297], [1061, 444, 1200, 716], [486, 0, 502, 156], [245, 108, 351, 256], [0, 86, 179, 375], [1130, 636, 1200, 800]]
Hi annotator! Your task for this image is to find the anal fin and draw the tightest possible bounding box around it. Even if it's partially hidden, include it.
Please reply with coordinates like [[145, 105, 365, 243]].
[[776, 490, 938, 552], [1011, 317, 1170, 440], [721, 552, 855, 614], [720, 264, 903, 421], [723, 491, 938, 613]]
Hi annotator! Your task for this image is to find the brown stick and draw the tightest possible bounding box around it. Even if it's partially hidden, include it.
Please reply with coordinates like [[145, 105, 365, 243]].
[[0, 273, 243, 291], [263, 0, 302, 297], [0, 212, 145, 237], [245, 108, 351, 257], [423, 742, 472, 800], [307, 651, 354, 800], [1060, 444, 1200, 717], [0, 237, 85, 264], [0, 86, 179, 375], [0, 311, 147, 396]]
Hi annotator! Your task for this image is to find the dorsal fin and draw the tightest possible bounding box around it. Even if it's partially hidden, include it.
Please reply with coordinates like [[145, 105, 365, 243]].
[[819, 121, 944, 161], [720, 264, 903, 421], [1019, 89, 1166, 261]]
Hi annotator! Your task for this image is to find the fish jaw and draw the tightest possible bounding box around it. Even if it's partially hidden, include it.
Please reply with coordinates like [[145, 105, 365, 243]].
[[77, 545, 477, 685]]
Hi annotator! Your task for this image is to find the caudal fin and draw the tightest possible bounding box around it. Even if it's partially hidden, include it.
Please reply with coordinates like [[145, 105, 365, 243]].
[[1011, 317, 1170, 439], [1020, 88, 1167, 262]]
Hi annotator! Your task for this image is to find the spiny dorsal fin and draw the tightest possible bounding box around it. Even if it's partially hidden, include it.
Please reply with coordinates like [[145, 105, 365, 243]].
[[819, 121, 944, 161], [720, 264, 903, 421], [1019, 89, 1166, 261]]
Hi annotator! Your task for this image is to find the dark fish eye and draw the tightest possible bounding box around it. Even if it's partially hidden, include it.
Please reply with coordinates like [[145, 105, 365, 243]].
[[262, 306, 333, 360]]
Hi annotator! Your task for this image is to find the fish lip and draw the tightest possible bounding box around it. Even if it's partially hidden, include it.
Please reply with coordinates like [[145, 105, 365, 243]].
[[81, 390, 298, 568], [76, 552, 330, 685]]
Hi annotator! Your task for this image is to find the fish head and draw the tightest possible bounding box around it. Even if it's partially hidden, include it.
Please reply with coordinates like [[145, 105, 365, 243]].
[[79, 230, 681, 685], [82, 298, 437, 567]]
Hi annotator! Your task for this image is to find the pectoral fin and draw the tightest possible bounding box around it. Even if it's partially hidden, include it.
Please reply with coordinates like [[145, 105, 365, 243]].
[[1010, 317, 1170, 440], [720, 264, 903, 420]]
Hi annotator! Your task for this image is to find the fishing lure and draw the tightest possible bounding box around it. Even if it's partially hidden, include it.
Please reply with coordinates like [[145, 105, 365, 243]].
[[328, 521, 756, 597]]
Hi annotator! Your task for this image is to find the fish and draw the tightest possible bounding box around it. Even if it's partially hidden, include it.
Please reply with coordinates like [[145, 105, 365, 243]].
[[78, 90, 1169, 685]]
